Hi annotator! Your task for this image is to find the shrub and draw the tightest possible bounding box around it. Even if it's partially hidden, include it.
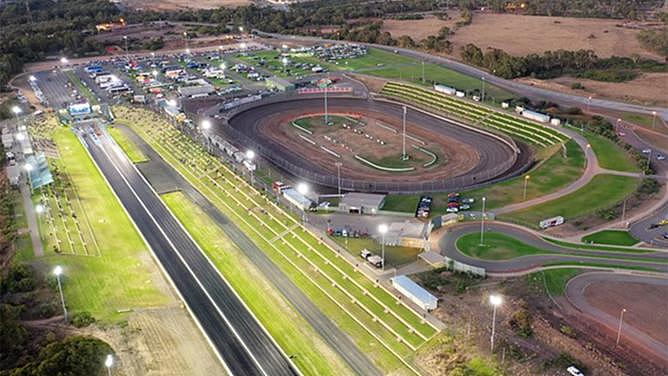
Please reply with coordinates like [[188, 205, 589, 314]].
[[509, 308, 533, 338], [560, 324, 577, 338], [70, 311, 96, 328]]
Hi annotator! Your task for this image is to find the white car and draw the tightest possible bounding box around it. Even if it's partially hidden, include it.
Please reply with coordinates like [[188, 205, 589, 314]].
[[642, 149, 651, 154], [567, 366, 584, 376], [657, 155, 666, 161]]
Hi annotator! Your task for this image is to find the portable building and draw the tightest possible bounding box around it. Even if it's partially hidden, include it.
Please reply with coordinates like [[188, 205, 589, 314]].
[[391, 275, 438, 311]]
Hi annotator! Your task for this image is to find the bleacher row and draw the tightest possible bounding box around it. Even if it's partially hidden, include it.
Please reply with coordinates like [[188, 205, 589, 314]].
[[381, 82, 569, 147]]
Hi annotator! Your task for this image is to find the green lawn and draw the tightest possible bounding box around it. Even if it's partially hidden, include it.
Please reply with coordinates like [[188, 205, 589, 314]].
[[456, 232, 549, 260], [581, 230, 639, 246], [108, 126, 149, 163], [332, 236, 422, 267], [33, 126, 168, 322], [621, 112, 664, 133], [162, 191, 351, 376], [580, 130, 639, 172], [382, 139, 585, 215], [543, 237, 651, 253], [500, 174, 639, 228], [529, 268, 582, 296]]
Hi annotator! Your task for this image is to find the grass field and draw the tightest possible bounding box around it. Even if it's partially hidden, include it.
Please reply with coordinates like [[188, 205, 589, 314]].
[[332, 237, 422, 268], [108, 126, 149, 163], [382, 140, 585, 215], [161, 191, 351, 375], [32, 123, 168, 322], [528, 268, 582, 296], [500, 174, 639, 228], [582, 230, 639, 246], [115, 106, 437, 374], [457, 232, 549, 260], [580, 130, 639, 172]]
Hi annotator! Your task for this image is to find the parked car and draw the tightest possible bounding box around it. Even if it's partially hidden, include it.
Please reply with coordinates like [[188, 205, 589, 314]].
[[567, 366, 584, 376], [657, 154, 665, 161], [642, 149, 651, 154], [461, 198, 475, 204]]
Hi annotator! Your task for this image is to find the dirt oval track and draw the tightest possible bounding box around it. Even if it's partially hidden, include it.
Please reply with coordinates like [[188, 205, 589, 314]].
[[223, 97, 530, 193]]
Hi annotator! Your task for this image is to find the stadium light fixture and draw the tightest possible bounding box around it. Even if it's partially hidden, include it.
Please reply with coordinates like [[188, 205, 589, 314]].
[[152, 70, 158, 77], [240, 42, 247, 50], [378, 224, 388, 271], [60, 57, 69, 64], [35, 204, 44, 214], [489, 294, 502, 352], [200, 119, 212, 130], [53, 265, 67, 320], [281, 44, 288, 50], [296, 182, 308, 196], [239, 26, 244, 32], [23, 163, 33, 172], [11, 105, 21, 115], [246, 149, 255, 160], [29, 75, 37, 82]]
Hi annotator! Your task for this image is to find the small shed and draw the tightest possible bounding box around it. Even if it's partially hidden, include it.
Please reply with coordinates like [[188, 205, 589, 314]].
[[282, 187, 312, 210], [391, 275, 438, 311], [340, 192, 386, 215]]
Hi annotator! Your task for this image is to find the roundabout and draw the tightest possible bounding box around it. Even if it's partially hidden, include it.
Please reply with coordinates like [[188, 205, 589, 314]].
[[223, 97, 531, 193]]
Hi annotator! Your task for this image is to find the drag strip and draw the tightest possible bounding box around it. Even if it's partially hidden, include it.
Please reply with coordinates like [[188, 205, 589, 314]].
[[77, 126, 297, 376]]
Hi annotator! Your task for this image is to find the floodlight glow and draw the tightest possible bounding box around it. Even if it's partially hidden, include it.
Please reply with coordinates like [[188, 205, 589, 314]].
[[220, 62, 227, 70], [60, 57, 69, 64], [152, 70, 158, 76], [201, 119, 212, 130], [489, 294, 502, 306], [281, 44, 288, 49], [296, 182, 308, 195], [23, 163, 33, 172], [239, 26, 244, 32], [54, 265, 63, 276], [378, 224, 388, 234], [246, 149, 255, 160], [35, 204, 45, 214], [29, 75, 37, 82], [185, 48, 191, 54], [240, 42, 247, 50], [11, 105, 21, 114], [281, 57, 289, 66], [105, 354, 113, 368]]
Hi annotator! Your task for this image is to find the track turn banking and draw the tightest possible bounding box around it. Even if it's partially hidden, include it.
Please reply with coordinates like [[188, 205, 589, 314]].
[[222, 95, 532, 193]]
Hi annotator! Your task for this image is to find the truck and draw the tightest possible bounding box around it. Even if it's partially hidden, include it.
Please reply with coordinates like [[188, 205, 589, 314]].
[[360, 249, 383, 268]]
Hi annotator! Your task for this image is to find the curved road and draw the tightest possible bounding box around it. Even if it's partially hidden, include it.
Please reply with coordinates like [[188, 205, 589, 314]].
[[565, 272, 668, 364], [434, 222, 668, 275]]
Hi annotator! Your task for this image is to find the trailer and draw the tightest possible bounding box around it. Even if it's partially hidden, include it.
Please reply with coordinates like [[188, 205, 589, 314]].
[[434, 84, 456, 96], [391, 275, 438, 311], [522, 110, 551, 123], [539, 216, 565, 229], [233, 151, 245, 163]]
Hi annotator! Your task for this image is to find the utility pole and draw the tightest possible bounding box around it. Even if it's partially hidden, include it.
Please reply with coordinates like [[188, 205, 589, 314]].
[[335, 161, 342, 196], [421, 60, 425, 83], [652, 111, 657, 130], [481, 76, 486, 102], [616, 308, 626, 346], [402, 105, 407, 160]]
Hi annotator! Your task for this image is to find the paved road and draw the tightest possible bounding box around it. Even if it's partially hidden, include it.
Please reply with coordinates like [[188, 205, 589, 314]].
[[565, 272, 668, 363], [78, 125, 297, 376], [120, 125, 381, 376], [255, 31, 668, 121], [434, 222, 668, 275]]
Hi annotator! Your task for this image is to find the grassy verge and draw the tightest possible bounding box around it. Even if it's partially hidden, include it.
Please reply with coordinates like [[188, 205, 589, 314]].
[[581, 230, 639, 246], [331, 236, 422, 268], [527, 268, 582, 296], [499, 174, 639, 228], [161, 191, 351, 375], [382, 139, 585, 215], [581, 130, 639, 172], [108, 126, 149, 163], [543, 237, 652, 254], [33, 125, 168, 322]]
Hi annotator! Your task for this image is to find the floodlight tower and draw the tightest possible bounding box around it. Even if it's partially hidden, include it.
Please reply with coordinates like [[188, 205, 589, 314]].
[[489, 294, 502, 352], [378, 224, 388, 271], [53, 266, 67, 320]]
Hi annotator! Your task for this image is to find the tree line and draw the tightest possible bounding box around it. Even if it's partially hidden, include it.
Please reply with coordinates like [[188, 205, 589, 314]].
[[460, 44, 667, 81]]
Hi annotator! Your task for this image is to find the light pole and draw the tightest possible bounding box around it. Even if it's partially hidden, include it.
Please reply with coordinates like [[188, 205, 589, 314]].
[[586, 96, 592, 113], [652, 111, 657, 130], [123, 35, 128, 55], [183, 31, 189, 53], [615, 308, 626, 346], [523, 175, 530, 201], [647, 149, 652, 172], [104, 354, 113, 376], [324, 78, 329, 125], [481, 76, 486, 102], [296, 182, 309, 224], [489, 294, 502, 352], [479, 197, 487, 246], [53, 266, 67, 320], [335, 161, 342, 196], [378, 224, 388, 271], [421, 60, 425, 83], [401, 105, 407, 161], [246, 149, 255, 185], [11, 105, 21, 126]]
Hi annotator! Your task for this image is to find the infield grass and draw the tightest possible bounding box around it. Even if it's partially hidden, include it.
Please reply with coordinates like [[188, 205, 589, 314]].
[[108, 126, 149, 163], [332, 237, 422, 268], [457, 232, 548, 260], [162, 191, 352, 376], [580, 130, 639, 172], [528, 268, 582, 296]]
